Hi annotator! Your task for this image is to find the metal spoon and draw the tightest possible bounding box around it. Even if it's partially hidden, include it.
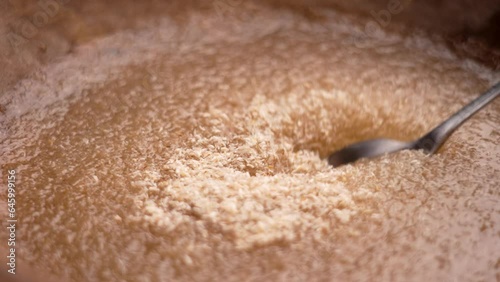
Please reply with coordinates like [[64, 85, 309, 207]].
[[328, 81, 500, 167]]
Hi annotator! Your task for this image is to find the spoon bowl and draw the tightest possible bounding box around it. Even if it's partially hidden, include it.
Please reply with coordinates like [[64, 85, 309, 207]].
[[328, 82, 500, 167]]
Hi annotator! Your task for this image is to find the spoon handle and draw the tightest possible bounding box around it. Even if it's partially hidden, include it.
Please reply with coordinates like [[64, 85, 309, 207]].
[[418, 81, 500, 153]]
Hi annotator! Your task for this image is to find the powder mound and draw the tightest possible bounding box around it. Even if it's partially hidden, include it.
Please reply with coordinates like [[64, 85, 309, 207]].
[[128, 90, 382, 250]]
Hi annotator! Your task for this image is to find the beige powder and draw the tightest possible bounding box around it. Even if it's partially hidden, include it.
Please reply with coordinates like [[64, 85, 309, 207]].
[[1, 3, 499, 282]]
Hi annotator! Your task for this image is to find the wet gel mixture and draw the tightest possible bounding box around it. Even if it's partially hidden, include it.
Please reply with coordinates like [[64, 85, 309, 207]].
[[1, 4, 500, 282]]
